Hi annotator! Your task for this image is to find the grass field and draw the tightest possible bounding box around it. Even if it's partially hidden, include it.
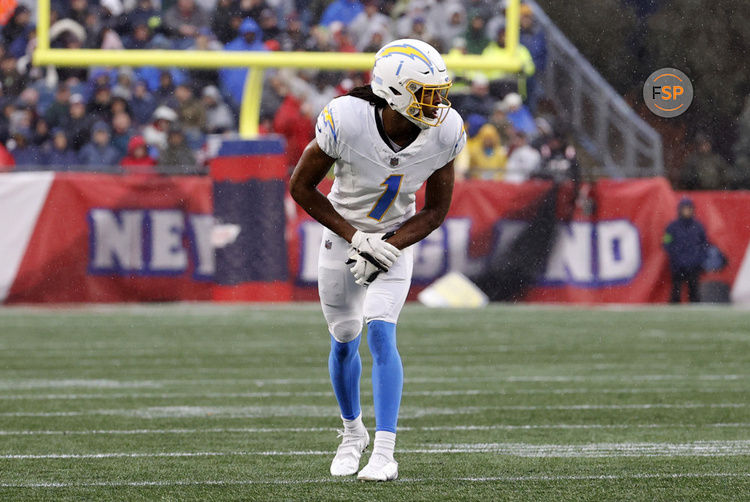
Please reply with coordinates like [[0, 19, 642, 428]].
[[0, 303, 748, 501]]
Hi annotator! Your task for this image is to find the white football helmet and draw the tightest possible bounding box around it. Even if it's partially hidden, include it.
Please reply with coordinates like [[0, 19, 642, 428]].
[[371, 39, 452, 129]]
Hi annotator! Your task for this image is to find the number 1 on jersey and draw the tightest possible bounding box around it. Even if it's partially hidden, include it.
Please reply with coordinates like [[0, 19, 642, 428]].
[[368, 174, 404, 221]]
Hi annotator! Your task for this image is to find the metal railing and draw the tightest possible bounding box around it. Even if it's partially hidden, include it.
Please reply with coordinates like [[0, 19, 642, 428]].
[[527, 1, 664, 177]]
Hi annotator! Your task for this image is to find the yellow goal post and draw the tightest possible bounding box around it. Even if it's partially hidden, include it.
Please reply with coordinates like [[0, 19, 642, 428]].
[[33, 0, 522, 137]]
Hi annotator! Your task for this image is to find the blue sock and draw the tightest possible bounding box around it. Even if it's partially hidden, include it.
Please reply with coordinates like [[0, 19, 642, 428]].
[[328, 334, 362, 421], [367, 320, 403, 433]]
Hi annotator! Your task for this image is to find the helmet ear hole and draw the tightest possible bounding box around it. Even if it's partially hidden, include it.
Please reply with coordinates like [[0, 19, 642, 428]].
[[388, 86, 402, 96]]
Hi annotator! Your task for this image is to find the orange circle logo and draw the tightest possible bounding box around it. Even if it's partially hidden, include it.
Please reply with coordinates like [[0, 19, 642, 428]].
[[643, 68, 693, 118]]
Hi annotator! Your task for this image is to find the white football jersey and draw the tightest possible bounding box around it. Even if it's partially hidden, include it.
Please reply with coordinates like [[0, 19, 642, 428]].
[[315, 95, 466, 233]]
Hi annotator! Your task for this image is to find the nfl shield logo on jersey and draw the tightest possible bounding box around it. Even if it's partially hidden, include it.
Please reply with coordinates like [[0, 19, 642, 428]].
[[390, 157, 399, 167], [325, 240, 332, 249]]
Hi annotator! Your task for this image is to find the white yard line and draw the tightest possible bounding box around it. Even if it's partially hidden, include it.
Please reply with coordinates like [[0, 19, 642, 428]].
[[3, 441, 750, 460], [1, 423, 749, 437], [0, 374, 745, 390], [417, 440, 750, 457], [0, 380, 164, 390], [1, 472, 750, 488], [0, 402, 746, 418], [0, 386, 740, 401]]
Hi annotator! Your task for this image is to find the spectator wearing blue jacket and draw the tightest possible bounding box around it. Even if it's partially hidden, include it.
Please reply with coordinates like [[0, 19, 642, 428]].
[[663, 198, 709, 303], [501, 92, 538, 138], [520, 5, 547, 73], [219, 18, 267, 109], [131, 80, 157, 126], [78, 121, 122, 172], [319, 0, 364, 27], [46, 128, 80, 170], [519, 4, 547, 110], [9, 129, 46, 169]]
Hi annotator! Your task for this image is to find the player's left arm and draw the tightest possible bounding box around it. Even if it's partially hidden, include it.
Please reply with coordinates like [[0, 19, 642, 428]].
[[385, 159, 455, 250]]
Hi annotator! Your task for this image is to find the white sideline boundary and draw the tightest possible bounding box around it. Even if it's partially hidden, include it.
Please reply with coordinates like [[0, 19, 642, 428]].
[[1, 423, 749, 437], [0, 402, 745, 418], [1, 472, 750, 488], [3, 440, 750, 460]]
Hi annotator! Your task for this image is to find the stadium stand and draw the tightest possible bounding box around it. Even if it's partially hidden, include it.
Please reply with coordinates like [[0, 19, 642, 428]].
[[1, 0, 578, 181]]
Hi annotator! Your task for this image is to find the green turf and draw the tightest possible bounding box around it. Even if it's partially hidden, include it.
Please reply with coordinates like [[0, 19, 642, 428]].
[[0, 303, 748, 501]]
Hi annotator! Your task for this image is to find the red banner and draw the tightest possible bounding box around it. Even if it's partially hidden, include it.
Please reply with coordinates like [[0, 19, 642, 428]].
[[5, 173, 213, 303], [2, 173, 749, 304], [289, 178, 750, 304]]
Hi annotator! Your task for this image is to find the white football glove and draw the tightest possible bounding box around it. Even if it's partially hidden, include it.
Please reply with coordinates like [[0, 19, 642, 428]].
[[346, 247, 382, 287], [350, 230, 401, 271]]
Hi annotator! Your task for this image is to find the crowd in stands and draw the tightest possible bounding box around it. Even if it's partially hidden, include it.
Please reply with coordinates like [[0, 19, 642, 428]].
[[0, 0, 578, 183]]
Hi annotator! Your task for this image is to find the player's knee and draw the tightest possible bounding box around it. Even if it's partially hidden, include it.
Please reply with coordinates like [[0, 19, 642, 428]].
[[330, 319, 362, 343], [330, 335, 360, 363]]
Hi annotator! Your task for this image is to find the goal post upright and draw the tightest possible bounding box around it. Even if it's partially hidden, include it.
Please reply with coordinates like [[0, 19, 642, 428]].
[[33, 0, 521, 137]]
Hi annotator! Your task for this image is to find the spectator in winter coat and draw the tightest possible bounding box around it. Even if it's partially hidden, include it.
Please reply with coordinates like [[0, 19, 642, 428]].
[[481, 26, 535, 99], [131, 80, 157, 126], [120, 135, 157, 174], [519, 5, 547, 72], [123, 20, 153, 49], [433, 3, 466, 52], [62, 93, 93, 150], [163, 0, 209, 44], [679, 133, 730, 190], [1, 55, 27, 96], [211, 0, 240, 44], [463, 14, 488, 55], [2, 6, 33, 49], [282, 10, 308, 51], [465, 123, 507, 181], [45, 128, 80, 169], [78, 121, 121, 170], [273, 93, 315, 171], [505, 131, 541, 183], [349, 0, 392, 47], [319, 0, 364, 27], [111, 111, 133, 158], [143, 105, 177, 152], [202, 85, 234, 133], [158, 125, 198, 173], [452, 74, 495, 120], [500, 92, 538, 138], [44, 84, 71, 129], [87, 85, 114, 124], [124, 0, 160, 36], [174, 83, 206, 138], [188, 28, 222, 90], [154, 70, 178, 106], [9, 129, 46, 168], [219, 18, 266, 108], [663, 198, 709, 303], [5, 5, 32, 58]]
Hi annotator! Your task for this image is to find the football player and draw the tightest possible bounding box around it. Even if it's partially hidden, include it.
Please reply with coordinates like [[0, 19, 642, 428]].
[[290, 39, 466, 481]]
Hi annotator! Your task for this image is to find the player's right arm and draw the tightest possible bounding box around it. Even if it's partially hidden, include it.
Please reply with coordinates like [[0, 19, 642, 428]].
[[289, 140, 358, 243]]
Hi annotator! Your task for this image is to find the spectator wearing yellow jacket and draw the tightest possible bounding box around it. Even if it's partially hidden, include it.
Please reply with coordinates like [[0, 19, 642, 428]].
[[480, 26, 535, 99], [465, 123, 508, 181]]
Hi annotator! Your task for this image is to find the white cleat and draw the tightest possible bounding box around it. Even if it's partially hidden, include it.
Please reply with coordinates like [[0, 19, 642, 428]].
[[357, 453, 398, 482], [330, 428, 370, 476]]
